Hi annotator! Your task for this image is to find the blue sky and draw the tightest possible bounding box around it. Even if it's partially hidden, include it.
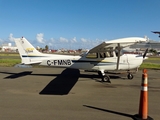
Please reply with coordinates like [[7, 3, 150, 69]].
[[0, 0, 160, 49]]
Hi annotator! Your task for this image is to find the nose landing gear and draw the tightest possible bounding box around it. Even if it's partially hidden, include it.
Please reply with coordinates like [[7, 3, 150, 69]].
[[127, 73, 134, 79]]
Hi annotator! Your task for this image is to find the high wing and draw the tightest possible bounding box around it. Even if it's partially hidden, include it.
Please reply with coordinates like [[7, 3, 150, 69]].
[[88, 37, 147, 71], [151, 31, 160, 34], [151, 31, 160, 37], [88, 37, 147, 53]]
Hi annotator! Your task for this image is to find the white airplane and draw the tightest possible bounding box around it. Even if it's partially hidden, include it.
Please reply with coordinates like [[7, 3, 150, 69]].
[[14, 37, 147, 83]]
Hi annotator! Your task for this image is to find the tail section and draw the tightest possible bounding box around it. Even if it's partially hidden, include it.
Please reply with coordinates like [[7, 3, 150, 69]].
[[15, 37, 42, 64]]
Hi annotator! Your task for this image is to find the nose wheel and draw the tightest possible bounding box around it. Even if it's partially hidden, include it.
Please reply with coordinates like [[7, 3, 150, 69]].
[[127, 73, 134, 79], [98, 71, 111, 83]]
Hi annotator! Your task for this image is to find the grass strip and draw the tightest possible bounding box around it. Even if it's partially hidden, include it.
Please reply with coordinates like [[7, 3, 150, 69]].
[[0, 59, 21, 67], [140, 62, 160, 69], [0, 53, 20, 56]]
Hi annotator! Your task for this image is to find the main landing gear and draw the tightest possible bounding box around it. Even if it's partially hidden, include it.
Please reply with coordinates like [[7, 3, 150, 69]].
[[98, 71, 134, 83], [98, 71, 111, 83]]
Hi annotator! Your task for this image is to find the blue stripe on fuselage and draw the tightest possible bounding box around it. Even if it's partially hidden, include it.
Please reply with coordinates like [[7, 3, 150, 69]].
[[22, 55, 49, 57]]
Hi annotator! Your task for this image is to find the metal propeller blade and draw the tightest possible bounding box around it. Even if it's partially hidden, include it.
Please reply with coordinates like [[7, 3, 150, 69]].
[[143, 48, 148, 59], [116, 43, 121, 70]]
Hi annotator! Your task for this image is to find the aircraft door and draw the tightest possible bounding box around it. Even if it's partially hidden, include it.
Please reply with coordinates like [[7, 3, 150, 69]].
[[98, 52, 116, 70], [125, 54, 130, 70]]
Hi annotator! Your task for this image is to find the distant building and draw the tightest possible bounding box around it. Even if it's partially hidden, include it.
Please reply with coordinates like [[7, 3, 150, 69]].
[[131, 40, 160, 50], [126, 39, 160, 56], [1, 43, 17, 52]]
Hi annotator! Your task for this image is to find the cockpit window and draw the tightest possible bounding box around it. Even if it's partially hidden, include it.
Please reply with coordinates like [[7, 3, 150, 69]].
[[85, 50, 123, 59], [100, 51, 114, 58], [115, 50, 123, 57], [99, 53, 106, 58]]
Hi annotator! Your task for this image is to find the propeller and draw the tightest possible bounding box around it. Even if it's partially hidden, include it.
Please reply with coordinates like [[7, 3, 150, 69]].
[[116, 43, 121, 70], [143, 48, 148, 59]]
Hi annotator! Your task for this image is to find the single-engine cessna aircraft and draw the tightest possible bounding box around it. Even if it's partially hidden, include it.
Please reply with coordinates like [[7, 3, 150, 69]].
[[14, 37, 147, 83]]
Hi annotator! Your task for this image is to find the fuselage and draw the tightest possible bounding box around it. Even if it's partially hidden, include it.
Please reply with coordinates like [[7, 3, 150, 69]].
[[24, 53, 143, 71]]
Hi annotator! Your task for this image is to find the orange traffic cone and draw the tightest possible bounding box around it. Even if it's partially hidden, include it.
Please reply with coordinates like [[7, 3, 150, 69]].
[[134, 69, 153, 120]]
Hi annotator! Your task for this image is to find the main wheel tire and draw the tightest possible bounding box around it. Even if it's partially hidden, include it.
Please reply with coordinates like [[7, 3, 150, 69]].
[[102, 75, 110, 82], [127, 73, 134, 79]]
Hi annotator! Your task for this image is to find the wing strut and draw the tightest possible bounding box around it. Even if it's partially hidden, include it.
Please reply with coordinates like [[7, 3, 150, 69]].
[[116, 43, 121, 70]]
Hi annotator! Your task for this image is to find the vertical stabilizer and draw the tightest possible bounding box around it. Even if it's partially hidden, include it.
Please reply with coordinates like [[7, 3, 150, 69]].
[[15, 37, 42, 64]]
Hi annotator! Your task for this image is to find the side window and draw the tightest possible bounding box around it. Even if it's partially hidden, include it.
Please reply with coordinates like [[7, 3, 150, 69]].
[[109, 51, 114, 57], [100, 53, 106, 58], [105, 51, 114, 57], [115, 49, 118, 57], [100, 52, 114, 58], [86, 53, 98, 59], [115, 49, 123, 57]]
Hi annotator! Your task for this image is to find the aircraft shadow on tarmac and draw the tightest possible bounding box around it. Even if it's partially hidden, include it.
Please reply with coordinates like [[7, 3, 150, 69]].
[[38, 69, 121, 95], [2, 71, 33, 79], [39, 68, 80, 95], [0, 69, 125, 95], [83, 105, 136, 120], [0, 69, 80, 95]]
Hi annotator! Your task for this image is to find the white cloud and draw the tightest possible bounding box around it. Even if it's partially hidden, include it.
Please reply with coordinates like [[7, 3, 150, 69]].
[[9, 33, 15, 42], [50, 38, 55, 43], [0, 38, 3, 43], [48, 42, 53, 46], [81, 38, 87, 43], [36, 33, 45, 43], [59, 37, 68, 43], [70, 37, 77, 43]]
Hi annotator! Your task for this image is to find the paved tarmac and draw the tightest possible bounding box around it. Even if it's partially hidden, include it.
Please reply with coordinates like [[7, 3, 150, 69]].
[[0, 67, 160, 120]]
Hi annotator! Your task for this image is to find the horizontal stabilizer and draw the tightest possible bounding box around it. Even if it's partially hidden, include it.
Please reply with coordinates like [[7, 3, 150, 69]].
[[22, 61, 42, 65]]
